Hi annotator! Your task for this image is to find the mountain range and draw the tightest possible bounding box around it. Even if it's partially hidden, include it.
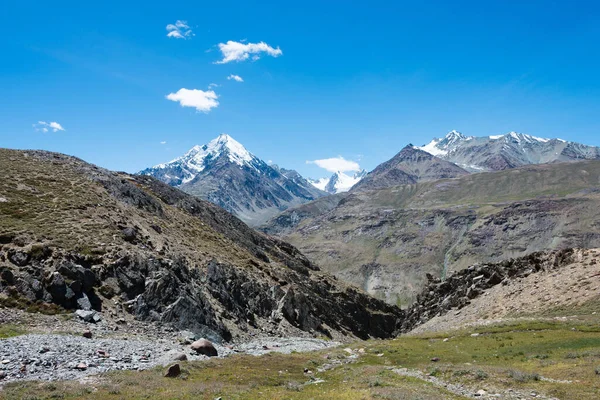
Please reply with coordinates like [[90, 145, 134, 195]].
[[139, 134, 327, 226], [261, 131, 600, 305], [419, 130, 600, 172], [140, 131, 600, 227]]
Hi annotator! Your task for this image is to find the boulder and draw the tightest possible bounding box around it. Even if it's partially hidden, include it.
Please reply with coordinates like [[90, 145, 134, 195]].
[[164, 363, 181, 378], [75, 310, 101, 323], [122, 227, 138, 243], [190, 339, 218, 357], [82, 330, 93, 339]]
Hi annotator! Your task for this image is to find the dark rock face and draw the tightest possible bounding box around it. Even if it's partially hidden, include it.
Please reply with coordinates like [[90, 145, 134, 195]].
[[401, 249, 578, 332], [0, 246, 403, 342]]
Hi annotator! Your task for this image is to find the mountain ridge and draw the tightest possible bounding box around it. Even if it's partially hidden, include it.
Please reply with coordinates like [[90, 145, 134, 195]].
[[418, 130, 600, 172]]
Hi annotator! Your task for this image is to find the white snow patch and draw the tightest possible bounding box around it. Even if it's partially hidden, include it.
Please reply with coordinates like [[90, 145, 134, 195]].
[[309, 177, 330, 191], [418, 139, 448, 156], [332, 171, 362, 193]]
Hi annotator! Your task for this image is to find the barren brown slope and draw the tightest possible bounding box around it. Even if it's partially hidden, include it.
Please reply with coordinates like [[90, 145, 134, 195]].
[[263, 160, 600, 306], [0, 149, 402, 342]]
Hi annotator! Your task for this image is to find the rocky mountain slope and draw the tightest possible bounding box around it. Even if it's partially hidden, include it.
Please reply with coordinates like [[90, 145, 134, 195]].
[[309, 170, 367, 194], [139, 134, 327, 226], [0, 148, 402, 342], [351, 145, 470, 192], [419, 130, 600, 172], [409, 247, 600, 334], [263, 160, 600, 305]]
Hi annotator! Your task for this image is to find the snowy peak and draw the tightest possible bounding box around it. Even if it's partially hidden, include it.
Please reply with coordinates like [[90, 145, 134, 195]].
[[177, 133, 255, 171], [310, 169, 366, 194], [418, 130, 472, 157], [138, 134, 327, 226]]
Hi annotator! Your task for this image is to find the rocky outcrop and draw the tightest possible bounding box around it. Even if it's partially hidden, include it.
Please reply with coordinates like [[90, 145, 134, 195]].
[[401, 248, 579, 332]]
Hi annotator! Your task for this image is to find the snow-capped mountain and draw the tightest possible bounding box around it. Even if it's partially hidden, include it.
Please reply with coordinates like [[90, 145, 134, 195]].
[[309, 170, 367, 194], [418, 131, 600, 172], [139, 134, 327, 226]]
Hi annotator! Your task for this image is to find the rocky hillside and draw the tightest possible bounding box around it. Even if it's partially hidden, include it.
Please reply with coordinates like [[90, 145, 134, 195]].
[[139, 134, 327, 226], [351, 145, 469, 192], [419, 130, 600, 172], [402, 247, 595, 332], [0, 149, 402, 342], [263, 160, 600, 305], [409, 247, 600, 334]]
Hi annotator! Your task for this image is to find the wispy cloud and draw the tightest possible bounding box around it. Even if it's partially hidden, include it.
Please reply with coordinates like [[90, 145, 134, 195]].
[[227, 74, 244, 82], [166, 20, 193, 39], [160, 141, 167, 145], [33, 121, 65, 133], [208, 83, 220, 89], [215, 41, 282, 64], [306, 156, 361, 173], [166, 88, 219, 113]]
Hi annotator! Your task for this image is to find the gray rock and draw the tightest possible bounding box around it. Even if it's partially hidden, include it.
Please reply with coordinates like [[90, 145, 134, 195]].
[[76, 294, 92, 311], [190, 339, 218, 357], [75, 310, 100, 323]]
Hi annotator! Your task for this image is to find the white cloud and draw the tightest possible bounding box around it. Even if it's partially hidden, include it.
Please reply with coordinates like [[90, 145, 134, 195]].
[[34, 121, 65, 132], [208, 83, 220, 88], [160, 141, 167, 145], [215, 40, 282, 64], [166, 20, 193, 39], [306, 156, 361, 173], [166, 88, 219, 113], [227, 74, 244, 82]]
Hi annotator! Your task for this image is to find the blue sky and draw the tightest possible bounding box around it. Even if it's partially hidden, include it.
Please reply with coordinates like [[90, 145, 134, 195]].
[[1, 0, 599, 178]]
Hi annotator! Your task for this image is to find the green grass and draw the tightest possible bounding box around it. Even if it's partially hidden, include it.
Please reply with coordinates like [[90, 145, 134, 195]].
[[0, 324, 26, 339], [3, 319, 600, 399]]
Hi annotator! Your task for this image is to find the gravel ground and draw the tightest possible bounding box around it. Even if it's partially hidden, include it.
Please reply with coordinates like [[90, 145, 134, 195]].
[[0, 333, 338, 383]]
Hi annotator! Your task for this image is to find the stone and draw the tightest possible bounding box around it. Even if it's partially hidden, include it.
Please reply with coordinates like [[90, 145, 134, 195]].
[[431, 357, 440, 362], [8, 250, 30, 266], [76, 294, 92, 311], [190, 339, 218, 357], [75, 363, 88, 371], [122, 227, 138, 243], [75, 310, 100, 323], [475, 389, 487, 396], [164, 363, 181, 378], [82, 330, 93, 339], [0, 371, 6, 380]]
